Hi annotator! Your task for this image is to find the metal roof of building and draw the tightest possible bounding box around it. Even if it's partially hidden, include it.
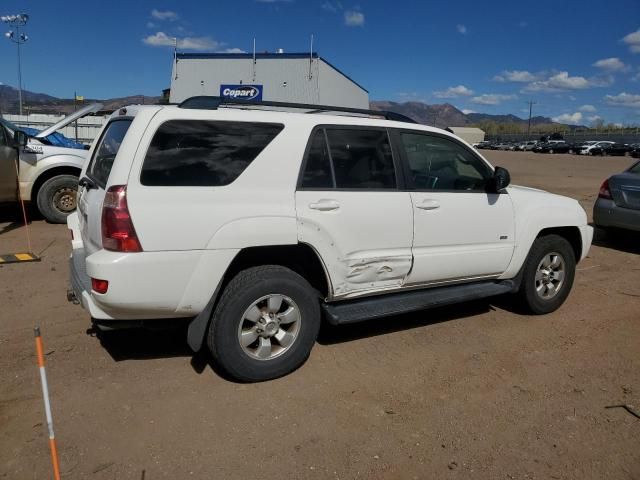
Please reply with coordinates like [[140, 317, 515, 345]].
[[175, 52, 368, 93]]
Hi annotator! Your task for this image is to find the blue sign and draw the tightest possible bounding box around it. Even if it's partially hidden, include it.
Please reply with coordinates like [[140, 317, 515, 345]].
[[220, 84, 263, 102]]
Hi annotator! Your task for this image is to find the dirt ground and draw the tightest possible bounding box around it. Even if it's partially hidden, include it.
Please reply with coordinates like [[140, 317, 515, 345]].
[[1, 151, 639, 480]]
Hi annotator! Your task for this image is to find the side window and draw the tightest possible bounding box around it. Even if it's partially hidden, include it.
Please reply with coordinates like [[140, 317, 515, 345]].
[[141, 120, 283, 187], [326, 128, 396, 189], [87, 119, 133, 187], [301, 130, 334, 188], [400, 133, 492, 191]]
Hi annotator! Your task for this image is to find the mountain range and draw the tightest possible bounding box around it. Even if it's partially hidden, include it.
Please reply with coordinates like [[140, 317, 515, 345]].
[[0, 84, 567, 129]]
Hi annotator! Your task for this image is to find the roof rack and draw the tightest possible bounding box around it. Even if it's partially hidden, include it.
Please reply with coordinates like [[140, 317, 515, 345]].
[[177, 96, 417, 124]]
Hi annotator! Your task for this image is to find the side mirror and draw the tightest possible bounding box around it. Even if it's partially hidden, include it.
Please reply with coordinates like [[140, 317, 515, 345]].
[[13, 130, 28, 148], [491, 166, 511, 193]]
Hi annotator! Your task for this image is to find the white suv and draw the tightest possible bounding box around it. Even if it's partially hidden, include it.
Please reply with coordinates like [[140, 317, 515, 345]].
[[67, 97, 593, 381]]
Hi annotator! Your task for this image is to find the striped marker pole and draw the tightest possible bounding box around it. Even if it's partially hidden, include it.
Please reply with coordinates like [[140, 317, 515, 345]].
[[34, 328, 62, 480]]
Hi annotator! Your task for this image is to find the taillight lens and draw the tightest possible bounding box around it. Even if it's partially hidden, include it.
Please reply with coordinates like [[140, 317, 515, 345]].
[[598, 179, 612, 200], [91, 278, 109, 294], [101, 185, 142, 252]]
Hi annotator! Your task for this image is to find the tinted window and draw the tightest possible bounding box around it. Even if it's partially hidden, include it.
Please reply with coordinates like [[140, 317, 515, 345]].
[[141, 120, 283, 187], [400, 133, 492, 191], [326, 129, 396, 189], [301, 130, 334, 188], [87, 119, 132, 187], [0, 127, 7, 146]]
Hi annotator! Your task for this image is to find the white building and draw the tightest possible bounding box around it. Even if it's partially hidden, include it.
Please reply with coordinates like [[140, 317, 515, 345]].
[[169, 52, 369, 109]]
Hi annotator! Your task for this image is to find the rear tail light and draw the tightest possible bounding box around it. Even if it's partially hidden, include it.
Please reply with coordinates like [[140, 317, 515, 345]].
[[598, 179, 612, 200], [101, 185, 143, 252], [91, 278, 109, 294]]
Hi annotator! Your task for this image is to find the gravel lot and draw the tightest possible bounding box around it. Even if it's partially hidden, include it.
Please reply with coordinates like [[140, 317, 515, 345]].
[[1, 151, 639, 479]]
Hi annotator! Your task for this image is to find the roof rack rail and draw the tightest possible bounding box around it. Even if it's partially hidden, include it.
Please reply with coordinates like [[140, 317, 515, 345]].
[[177, 96, 417, 124]]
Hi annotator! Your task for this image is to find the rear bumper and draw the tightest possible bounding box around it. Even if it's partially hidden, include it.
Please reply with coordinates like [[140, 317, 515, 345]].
[[593, 198, 640, 232]]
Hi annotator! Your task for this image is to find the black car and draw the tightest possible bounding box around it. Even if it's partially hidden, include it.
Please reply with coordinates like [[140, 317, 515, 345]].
[[533, 141, 572, 154], [590, 143, 630, 156], [629, 144, 640, 158]]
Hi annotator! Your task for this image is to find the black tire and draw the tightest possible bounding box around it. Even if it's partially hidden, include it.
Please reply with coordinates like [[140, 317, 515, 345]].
[[36, 174, 79, 223], [207, 265, 321, 382], [515, 234, 576, 314]]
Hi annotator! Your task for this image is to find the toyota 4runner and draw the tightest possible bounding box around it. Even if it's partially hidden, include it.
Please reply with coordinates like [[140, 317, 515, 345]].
[[67, 97, 593, 382]]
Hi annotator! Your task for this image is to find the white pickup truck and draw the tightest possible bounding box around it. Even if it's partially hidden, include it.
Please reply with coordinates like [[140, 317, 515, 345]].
[[67, 97, 593, 382], [0, 103, 102, 222]]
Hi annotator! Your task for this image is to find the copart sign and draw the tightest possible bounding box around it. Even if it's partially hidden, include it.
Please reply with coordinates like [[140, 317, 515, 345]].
[[220, 85, 263, 102]]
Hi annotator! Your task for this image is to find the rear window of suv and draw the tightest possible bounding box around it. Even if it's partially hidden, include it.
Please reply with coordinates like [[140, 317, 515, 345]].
[[140, 120, 284, 186], [87, 119, 133, 187]]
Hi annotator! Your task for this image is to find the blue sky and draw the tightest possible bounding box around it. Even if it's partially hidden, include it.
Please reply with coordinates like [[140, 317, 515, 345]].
[[1, 0, 639, 125]]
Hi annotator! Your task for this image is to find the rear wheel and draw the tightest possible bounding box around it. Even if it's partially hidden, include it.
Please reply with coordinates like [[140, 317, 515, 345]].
[[207, 265, 321, 382], [36, 174, 79, 223], [515, 235, 576, 314]]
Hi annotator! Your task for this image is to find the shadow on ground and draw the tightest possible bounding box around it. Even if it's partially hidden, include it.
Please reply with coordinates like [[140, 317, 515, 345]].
[[591, 225, 640, 255]]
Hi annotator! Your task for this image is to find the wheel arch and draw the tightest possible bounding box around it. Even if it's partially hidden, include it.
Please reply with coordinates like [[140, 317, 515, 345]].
[[536, 226, 582, 261], [30, 165, 81, 203]]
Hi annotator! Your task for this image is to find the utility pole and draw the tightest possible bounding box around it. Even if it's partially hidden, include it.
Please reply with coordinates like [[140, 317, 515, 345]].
[[526, 100, 537, 138], [2, 14, 29, 115]]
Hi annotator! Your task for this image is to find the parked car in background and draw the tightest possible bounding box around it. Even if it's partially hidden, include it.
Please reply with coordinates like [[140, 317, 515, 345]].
[[578, 141, 615, 155], [474, 141, 492, 149], [630, 144, 640, 158], [495, 142, 513, 151], [589, 143, 630, 157], [0, 103, 103, 223], [569, 141, 597, 154], [533, 141, 571, 154], [520, 140, 539, 151], [594, 160, 640, 233]]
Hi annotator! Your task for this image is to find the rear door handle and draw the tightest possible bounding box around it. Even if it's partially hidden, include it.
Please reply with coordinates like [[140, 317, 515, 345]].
[[416, 199, 440, 210], [309, 199, 340, 211]]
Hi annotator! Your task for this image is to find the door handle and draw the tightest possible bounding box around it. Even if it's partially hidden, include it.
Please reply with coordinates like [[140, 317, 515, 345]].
[[309, 199, 340, 211], [416, 199, 440, 210]]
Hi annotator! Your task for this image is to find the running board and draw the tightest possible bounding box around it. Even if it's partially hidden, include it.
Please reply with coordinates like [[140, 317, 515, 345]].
[[322, 280, 515, 325]]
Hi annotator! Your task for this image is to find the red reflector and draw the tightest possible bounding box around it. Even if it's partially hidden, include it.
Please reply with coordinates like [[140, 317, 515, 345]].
[[91, 278, 109, 294], [598, 179, 612, 200], [101, 185, 142, 252]]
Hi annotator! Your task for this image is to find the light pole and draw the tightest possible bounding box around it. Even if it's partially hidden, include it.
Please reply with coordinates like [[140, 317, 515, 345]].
[[2, 13, 29, 115]]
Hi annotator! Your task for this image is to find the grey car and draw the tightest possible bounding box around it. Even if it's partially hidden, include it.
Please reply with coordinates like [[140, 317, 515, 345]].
[[593, 161, 640, 232]]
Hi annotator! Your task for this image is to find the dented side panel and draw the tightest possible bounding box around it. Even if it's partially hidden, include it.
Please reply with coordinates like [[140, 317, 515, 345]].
[[295, 190, 414, 298]]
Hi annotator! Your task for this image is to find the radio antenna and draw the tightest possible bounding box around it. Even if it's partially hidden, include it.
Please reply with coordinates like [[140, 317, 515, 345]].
[[309, 34, 314, 80], [252, 37, 257, 81]]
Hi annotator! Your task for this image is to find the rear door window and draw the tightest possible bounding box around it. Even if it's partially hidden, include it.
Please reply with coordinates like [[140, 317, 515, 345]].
[[140, 120, 283, 186], [87, 119, 133, 187]]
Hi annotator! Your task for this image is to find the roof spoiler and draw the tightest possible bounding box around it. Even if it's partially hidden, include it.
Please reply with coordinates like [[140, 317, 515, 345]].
[[177, 96, 417, 124]]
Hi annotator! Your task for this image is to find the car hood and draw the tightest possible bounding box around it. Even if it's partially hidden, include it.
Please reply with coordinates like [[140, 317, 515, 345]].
[[35, 103, 103, 138]]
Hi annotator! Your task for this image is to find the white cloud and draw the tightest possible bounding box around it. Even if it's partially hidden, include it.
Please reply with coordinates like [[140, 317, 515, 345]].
[[321, 1, 342, 12], [462, 109, 477, 114], [522, 71, 612, 92], [344, 10, 364, 26], [494, 70, 539, 83], [587, 115, 602, 124], [142, 31, 223, 51], [604, 92, 640, 108], [221, 48, 246, 53], [593, 57, 629, 72], [456, 24, 467, 34], [552, 112, 583, 125], [151, 9, 178, 21], [470, 93, 516, 105], [622, 28, 640, 54], [433, 85, 474, 98], [579, 104, 597, 112], [146, 21, 157, 28]]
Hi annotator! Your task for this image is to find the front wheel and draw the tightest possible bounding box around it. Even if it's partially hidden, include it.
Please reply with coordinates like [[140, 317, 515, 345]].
[[36, 174, 79, 223], [515, 234, 576, 314], [207, 265, 321, 382]]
